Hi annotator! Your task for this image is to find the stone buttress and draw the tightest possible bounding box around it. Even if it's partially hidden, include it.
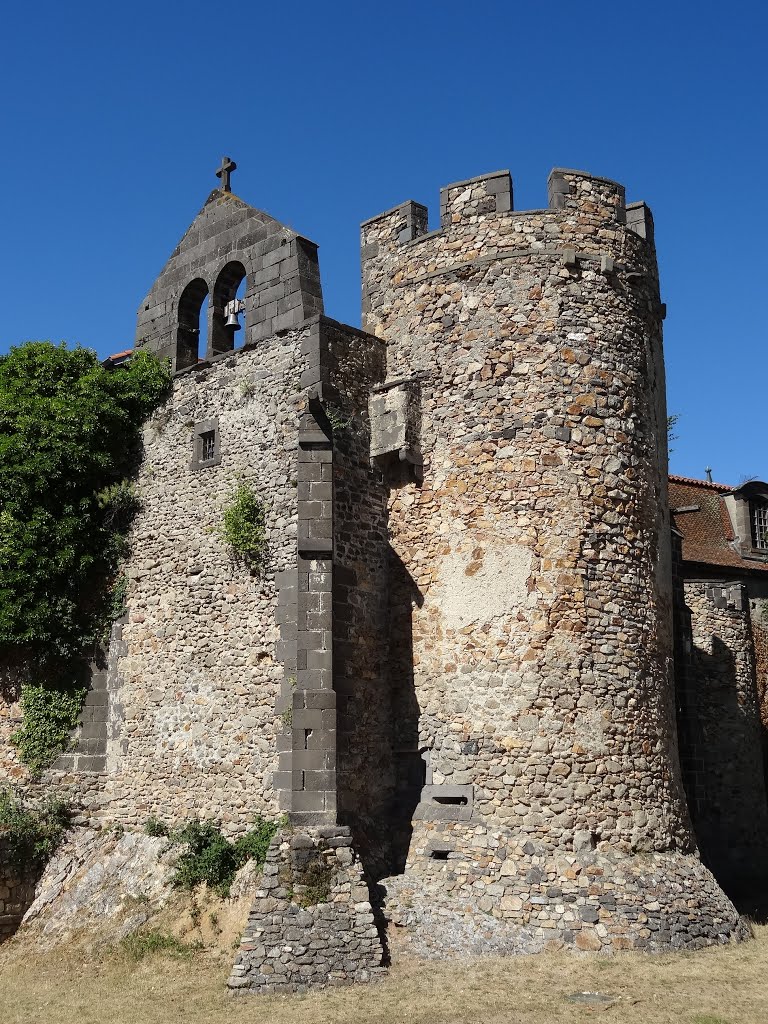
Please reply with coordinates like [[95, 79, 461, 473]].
[[358, 169, 745, 953]]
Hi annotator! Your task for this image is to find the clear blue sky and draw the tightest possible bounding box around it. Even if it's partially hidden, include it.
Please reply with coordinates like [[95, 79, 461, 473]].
[[1, 0, 765, 484]]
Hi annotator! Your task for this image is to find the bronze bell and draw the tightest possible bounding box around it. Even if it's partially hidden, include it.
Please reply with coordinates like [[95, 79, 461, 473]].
[[225, 310, 241, 330]]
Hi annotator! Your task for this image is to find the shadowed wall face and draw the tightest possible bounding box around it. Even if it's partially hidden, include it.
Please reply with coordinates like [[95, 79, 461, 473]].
[[677, 580, 768, 890]]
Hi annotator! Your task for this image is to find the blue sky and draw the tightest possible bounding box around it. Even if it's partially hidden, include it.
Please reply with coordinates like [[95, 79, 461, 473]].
[[0, 0, 765, 484]]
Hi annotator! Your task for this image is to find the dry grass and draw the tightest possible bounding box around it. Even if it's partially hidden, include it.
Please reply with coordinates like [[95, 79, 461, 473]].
[[1, 923, 767, 1024]]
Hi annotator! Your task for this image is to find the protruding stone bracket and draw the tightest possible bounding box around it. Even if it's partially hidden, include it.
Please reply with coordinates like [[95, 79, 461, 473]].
[[369, 377, 422, 481]]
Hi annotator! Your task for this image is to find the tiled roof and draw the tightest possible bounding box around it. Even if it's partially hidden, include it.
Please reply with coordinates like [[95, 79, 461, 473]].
[[669, 476, 768, 575], [668, 473, 733, 493]]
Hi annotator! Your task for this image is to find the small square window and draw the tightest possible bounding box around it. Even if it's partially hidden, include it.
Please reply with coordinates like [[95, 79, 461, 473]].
[[200, 430, 216, 463], [190, 418, 220, 471]]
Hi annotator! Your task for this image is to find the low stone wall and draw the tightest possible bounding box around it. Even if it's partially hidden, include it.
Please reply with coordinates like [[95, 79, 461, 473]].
[[229, 826, 385, 993], [0, 839, 38, 942], [379, 823, 748, 957]]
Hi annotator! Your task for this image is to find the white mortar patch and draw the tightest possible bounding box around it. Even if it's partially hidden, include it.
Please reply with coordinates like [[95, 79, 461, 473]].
[[436, 539, 532, 630]]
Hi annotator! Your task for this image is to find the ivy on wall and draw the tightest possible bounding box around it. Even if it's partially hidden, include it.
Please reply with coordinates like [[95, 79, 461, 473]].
[[10, 684, 87, 779], [0, 341, 171, 773]]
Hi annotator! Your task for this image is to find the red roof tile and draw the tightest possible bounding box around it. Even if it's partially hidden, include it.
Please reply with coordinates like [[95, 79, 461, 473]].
[[668, 473, 733, 492], [669, 477, 768, 575]]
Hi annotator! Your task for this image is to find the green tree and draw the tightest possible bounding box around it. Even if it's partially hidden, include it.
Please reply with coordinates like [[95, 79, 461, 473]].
[[0, 342, 170, 665]]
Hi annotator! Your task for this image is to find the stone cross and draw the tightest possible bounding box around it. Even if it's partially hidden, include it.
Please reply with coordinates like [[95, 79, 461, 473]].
[[215, 156, 237, 192]]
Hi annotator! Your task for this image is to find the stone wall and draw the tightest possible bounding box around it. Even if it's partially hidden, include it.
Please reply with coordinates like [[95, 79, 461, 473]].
[[23, 330, 310, 833], [229, 826, 385, 993], [677, 579, 768, 889], [323, 324, 393, 860], [381, 823, 746, 956], [0, 839, 37, 942], [752, 615, 768, 731]]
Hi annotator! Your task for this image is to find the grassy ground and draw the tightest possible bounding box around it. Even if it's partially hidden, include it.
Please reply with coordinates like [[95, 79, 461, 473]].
[[1, 923, 766, 1024]]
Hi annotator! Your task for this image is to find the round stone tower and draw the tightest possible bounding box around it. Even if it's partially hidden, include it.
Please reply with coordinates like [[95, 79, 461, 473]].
[[361, 169, 744, 954]]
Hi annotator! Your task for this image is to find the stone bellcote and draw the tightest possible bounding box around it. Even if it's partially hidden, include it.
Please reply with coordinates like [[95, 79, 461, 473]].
[[135, 187, 323, 372]]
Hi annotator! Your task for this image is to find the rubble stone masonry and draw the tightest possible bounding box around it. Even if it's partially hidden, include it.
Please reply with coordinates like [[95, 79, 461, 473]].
[[360, 169, 742, 950]]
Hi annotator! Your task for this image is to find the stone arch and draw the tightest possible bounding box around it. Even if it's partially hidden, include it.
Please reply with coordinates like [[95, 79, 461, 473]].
[[212, 260, 247, 356], [176, 278, 209, 371]]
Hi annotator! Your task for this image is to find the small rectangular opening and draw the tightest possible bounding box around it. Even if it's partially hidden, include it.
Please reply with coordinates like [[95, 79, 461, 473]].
[[304, 729, 312, 750], [200, 430, 216, 462], [430, 849, 451, 860], [433, 795, 468, 806]]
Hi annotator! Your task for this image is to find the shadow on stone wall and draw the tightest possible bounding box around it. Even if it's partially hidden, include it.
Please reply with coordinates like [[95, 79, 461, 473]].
[[386, 547, 424, 876], [678, 634, 768, 897], [0, 845, 42, 944]]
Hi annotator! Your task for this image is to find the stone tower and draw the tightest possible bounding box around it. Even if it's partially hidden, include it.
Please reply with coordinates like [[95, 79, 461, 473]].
[[360, 169, 743, 953]]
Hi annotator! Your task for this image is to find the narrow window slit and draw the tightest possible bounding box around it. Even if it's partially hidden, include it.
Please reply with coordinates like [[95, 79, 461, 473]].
[[304, 729, 312, 750]]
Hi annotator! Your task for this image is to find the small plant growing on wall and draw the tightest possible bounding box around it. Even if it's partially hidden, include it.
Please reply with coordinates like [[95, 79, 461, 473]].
[[222, 484, 268, 572], [323, 403, 352, 433]]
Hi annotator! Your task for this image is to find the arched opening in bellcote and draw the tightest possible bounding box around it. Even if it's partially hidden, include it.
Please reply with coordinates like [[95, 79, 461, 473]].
[[212, 261, 248, 356], [176, 278, 209, 371]]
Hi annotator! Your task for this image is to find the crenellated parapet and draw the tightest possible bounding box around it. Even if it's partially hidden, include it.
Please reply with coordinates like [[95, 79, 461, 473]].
[[361, 168, 662, 353]]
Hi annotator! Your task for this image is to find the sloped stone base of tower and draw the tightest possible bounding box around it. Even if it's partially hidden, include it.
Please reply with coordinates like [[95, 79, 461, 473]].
[[228, 827, 386, 994], [379, 824, 748, 957]]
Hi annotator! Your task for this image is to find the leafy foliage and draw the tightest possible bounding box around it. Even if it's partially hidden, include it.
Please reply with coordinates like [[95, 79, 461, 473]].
[[0, 790, 70, 869], [168, 816, 279, 897], [222, 484, 267, 571], [10, 683, 86, 778], [232, 817, 281, 868], [172, 821, 236, 896], [0, 342, 170, 776], [0, 342, 171, 662], [323, 403, 352, 432], [119, 930, 202, 962], [143, 816, 170, 838]]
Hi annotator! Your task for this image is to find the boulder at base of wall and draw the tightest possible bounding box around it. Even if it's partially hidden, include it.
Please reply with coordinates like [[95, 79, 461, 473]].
[[15, 828, 181, 949]]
